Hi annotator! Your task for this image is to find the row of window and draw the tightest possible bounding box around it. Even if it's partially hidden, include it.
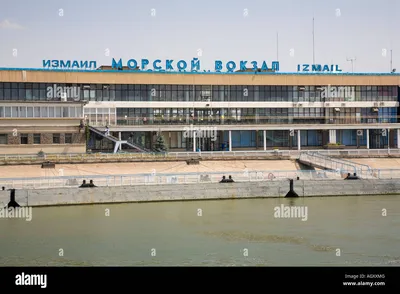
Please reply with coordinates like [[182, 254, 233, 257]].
[[0, 83, 398, 102], [0, 106, 82, 118], [0, 133, 73, 145], [84, 107, 399, 125], [112, 107, 396, 119]]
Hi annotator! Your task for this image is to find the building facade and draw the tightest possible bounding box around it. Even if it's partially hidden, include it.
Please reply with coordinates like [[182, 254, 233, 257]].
[[0, 68, 400, 154]]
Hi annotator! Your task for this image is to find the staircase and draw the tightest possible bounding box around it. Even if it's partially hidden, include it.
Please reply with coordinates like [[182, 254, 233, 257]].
[[88, 126, 151, 153]]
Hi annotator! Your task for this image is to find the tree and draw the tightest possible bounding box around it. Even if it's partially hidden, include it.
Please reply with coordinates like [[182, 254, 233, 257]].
[[153, 134, 168, 153]]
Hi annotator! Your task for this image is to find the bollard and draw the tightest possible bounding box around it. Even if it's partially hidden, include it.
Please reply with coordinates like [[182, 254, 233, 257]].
[[285, 179, 299, 198], [7, 189, 20, 208]]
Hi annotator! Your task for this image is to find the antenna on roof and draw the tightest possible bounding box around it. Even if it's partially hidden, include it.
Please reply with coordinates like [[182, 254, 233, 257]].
[[276, 32, 279, 61], [346, 57, 356, 73], [312, 17, 315, 64]]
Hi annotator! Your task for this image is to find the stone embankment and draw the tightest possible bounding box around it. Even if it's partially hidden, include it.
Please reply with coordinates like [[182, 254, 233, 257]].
[[1, 179, 399, 208]]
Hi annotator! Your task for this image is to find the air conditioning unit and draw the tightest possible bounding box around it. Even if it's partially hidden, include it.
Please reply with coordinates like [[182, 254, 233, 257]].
[[298, 103, 303, 107], [380, 102, 385, 106], [341, 103, 346, 107], [357, 130, 363, 136], [293, 102, 297, 107], [325, 103, 330, 107], [374, 102, 379, 107]]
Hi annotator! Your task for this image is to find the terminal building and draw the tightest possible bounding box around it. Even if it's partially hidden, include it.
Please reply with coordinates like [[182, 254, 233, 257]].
[[0, 66, 399, 154]]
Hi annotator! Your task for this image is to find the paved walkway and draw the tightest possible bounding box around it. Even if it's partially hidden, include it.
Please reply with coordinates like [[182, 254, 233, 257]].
[[1, 158, 397, 179], [0, 160, 298, 178], [350, 158, 400, 169]]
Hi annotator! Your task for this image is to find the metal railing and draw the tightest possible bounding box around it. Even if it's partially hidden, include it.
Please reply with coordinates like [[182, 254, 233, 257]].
[[1, 149, 400, 162], [0, 170, 343, 190], [301, 151, 377, 178], [370, 168, 400, 179], [299, 152, 358, 176], [328, 156, 373, 177]]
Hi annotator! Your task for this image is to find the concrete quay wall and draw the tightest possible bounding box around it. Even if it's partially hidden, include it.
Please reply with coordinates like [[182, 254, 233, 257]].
[[0, 179, 399, 207]]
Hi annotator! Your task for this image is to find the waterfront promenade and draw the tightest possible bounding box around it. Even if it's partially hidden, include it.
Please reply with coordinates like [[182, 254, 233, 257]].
[[0, 160, 298, 178]]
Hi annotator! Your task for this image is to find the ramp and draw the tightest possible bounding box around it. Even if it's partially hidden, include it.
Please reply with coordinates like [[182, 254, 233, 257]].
[[88, 126, 151, 153], [298, 152, 376, 179]]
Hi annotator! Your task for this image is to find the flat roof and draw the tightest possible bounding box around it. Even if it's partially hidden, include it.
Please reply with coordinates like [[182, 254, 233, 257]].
[[0, 67, 399, 76], [1, 68, 400, 86]]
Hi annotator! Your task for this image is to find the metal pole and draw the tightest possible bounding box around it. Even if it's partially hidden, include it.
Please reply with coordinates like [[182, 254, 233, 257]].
[[312, 17, 315, 64], [390, 49, 393, 72], [277, 32, 279, 60]]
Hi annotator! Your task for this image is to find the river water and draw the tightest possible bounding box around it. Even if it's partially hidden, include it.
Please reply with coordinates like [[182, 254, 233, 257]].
[[0, 196, 399, 266]]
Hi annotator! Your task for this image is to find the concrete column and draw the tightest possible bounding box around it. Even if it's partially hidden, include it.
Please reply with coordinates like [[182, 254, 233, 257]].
[[366, 129, 370, 149], [118, 132, 122, 151], [193, 131, 196, 152], [397, 129, 400, 149], [297, 130, 301, 151], [329, 130, 336, 144], [263, 130, 266, 151], [229, 130, 232, 151]]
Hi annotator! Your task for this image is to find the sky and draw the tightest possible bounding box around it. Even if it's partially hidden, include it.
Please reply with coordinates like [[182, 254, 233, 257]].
[[0, 0, 399, 73]]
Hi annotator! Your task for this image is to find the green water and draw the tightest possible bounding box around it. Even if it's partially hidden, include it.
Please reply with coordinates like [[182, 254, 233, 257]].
[[0, 196, 399, 266]]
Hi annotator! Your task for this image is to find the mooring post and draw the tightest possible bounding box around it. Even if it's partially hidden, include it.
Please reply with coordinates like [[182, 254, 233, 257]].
[[285, 179, 299, 198], [7, 188, 20, 208]]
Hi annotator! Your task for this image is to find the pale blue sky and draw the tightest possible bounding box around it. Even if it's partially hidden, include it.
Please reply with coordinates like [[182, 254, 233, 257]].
[[0, 0, 398, 72]]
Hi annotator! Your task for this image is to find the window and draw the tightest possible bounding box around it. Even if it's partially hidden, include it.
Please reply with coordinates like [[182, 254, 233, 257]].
[[65, 133, 72, 144], [62, 107, 69, 117], [5, 107, 11, 117], [20, 134, 28, 144], [20, 106, 26, 117], [33, 134, 41, 144], [41, 106, 48, 117], [34, 107, 40, 118], [53, 134, 60, 144], [27, 107, 33, 117], [0, 134, 7, 144], [55, 107, 62, 117], [12, 106, 19, 117], [69, 107, 76, 117]]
